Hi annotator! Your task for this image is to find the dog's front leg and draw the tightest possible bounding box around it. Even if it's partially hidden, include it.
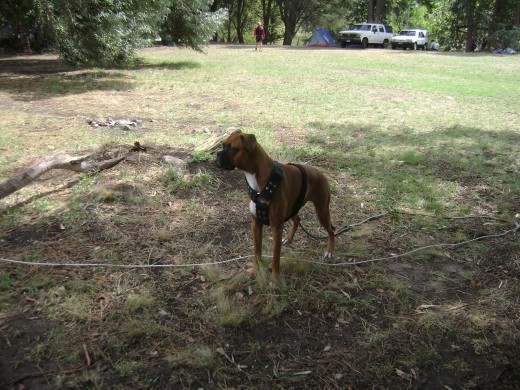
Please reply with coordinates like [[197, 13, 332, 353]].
[[271, 224, 284, 281], [282, 215, 301, 245], [251, 217, 263, 277]]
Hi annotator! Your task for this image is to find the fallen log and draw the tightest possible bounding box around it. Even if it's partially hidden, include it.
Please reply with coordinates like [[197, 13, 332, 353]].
[[0, 152, 125, 200]]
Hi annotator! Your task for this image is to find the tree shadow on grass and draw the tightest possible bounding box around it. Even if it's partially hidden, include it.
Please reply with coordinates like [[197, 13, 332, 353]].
[[301, 121, 520, 213], [0, 56, 200, 101], [0, 56, 133, 101], [136, 60, 201, 70], [0, 56, 73, 75], [0, 70, 134, 101]]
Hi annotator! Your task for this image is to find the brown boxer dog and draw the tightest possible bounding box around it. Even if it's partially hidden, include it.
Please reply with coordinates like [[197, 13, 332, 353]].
[[216, 131, 335, 280]]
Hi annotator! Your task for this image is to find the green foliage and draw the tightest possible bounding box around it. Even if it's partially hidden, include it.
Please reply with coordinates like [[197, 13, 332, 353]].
[[6, 0, 519, 56], [0, 0, 40, 50], [0, 272, 11, 290], [494, 24, 520, 49], [190, 150, 213, 162], [159, 167, 213, 194], [0, 0, 36, 30], [160, 0, 227, 51], [36, 0, 226, 65], [35, 0, 170, 67]]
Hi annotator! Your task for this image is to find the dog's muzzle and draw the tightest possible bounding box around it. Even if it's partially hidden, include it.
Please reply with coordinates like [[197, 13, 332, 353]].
[[216, 149, 236, 171]]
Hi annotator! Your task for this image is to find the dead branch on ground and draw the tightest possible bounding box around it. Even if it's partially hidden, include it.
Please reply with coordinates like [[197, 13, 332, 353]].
[[0, 152, 125, 200]]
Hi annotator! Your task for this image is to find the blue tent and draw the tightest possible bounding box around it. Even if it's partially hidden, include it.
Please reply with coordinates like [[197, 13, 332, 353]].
[[307, 28, 336, 47]]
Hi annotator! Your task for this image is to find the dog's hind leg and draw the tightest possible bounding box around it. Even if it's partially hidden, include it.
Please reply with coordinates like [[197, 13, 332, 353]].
[[282, 215, 301, 245], [313, 199, 335, 259]]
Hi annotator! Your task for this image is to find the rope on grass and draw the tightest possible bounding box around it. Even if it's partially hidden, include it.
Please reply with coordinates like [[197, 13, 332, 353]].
[[0, 255, 251, 269], [301, 210, 512, 240], [302, 226, 518, 267], [0, 215, 517, 270]]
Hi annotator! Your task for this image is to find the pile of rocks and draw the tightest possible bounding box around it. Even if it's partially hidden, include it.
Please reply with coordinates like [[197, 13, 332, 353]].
[[88, 118, 142, 131]]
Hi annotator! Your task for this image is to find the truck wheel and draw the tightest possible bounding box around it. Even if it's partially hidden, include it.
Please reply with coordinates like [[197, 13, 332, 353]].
[[382, 39, 389, 48], [340, 41, 347, 48], [392, 44, 396, 50], [412, 42, 417, 50], [361, 38, 368, 49]]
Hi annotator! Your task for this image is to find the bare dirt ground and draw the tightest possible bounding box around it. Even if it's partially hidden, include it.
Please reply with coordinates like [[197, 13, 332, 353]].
[[2, 150, 519, 389]]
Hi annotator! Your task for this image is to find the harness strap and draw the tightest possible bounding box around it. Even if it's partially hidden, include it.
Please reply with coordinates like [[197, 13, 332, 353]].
[[247, 161, 284, 225], [247, 162, 308, 226], [288, 163, 307, 220]]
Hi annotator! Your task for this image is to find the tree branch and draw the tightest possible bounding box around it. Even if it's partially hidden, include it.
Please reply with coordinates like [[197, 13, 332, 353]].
[[0, 152, 125, 200]]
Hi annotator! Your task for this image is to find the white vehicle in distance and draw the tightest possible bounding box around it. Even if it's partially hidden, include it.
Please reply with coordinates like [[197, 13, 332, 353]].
[[391, 28, 428, 50], [338, 23, 394, 49]]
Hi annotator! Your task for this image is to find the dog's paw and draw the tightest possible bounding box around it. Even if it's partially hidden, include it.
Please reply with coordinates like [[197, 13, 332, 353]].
[[323, 252, 334, 260]]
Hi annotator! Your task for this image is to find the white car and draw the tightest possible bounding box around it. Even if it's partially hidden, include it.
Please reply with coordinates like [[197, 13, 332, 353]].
[[391, 29, 428, 50]]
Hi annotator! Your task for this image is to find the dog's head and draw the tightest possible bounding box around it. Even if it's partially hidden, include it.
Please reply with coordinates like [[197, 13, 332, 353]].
[[216, 130, 257, 171]]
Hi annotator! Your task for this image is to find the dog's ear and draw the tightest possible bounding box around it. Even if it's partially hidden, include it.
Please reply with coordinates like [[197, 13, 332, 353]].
[[241, 134, 257, 154]]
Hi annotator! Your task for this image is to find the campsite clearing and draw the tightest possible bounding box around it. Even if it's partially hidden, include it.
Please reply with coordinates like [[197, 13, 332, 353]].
[[0, 45, 519, 389]]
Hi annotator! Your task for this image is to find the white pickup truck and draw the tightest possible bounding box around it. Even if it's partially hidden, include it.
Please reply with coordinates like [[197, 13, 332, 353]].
[[338, 23, 394, 49]]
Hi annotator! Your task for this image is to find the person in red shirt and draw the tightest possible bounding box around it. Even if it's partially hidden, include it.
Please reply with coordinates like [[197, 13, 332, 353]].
[[254, 22, 265, 51]]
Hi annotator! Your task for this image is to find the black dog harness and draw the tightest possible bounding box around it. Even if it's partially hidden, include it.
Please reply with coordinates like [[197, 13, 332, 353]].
[[247, 162, 307, 225]]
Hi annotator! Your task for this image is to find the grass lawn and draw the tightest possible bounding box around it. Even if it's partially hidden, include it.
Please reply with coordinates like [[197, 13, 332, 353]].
[[0, 45, 519, 389]]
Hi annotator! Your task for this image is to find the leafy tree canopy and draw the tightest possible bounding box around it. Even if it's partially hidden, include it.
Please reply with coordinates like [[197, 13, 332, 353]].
[[32, 0, 225, 67], [161, 0, 228, 51], [36, 0, 170, 67], [1, 0, 519, 56]]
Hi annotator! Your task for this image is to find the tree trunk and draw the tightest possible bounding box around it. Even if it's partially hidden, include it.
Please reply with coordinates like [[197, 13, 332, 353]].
[[278, 0, 299, 46], [489, 0, 504, 36], [368, 0, 374, 22], [224, 0, 235, 42], [465, 0, 477, 52], [375, 0, 384, 23], [282, 28, 295, 45], [466, 26, 477, 52], [235, 0, 246, 43], [226, 19, 232, 42], [515, 0, 520, 25], [0, 153, 125, 200], [277, 0, 331, 46], [262, 0, 276, 43], [236, 29, 244, 43]]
